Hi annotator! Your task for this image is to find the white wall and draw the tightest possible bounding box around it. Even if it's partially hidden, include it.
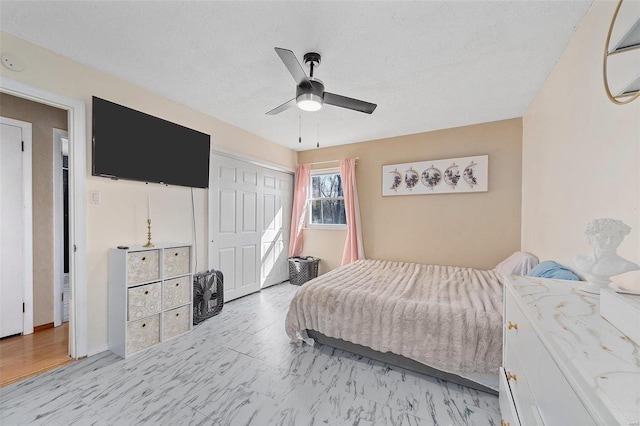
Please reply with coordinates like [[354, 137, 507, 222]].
[[522, 0, 640, 290], [0, 31, 297, 352]]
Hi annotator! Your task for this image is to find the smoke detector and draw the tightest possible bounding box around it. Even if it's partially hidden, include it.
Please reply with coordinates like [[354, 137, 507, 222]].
[[2, 54, 25, 72]]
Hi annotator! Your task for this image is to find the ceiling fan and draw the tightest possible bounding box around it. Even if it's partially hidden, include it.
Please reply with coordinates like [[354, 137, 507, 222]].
[[266, 47, 377, 115]]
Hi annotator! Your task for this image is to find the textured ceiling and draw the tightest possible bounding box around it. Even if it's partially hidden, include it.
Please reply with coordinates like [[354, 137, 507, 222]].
[[0, 1, 593, 151]]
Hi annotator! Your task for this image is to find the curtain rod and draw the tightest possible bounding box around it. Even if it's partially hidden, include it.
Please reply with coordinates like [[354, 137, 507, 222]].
[[307, 157, 359, 166]]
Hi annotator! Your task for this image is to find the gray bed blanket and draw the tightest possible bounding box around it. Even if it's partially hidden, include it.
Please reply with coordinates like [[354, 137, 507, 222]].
[[285, 259, 504, 374]]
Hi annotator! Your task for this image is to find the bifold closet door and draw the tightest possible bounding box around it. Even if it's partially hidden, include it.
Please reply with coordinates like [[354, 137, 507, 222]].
[[209, 154, 293, 302], [261, 169, 292, 288]]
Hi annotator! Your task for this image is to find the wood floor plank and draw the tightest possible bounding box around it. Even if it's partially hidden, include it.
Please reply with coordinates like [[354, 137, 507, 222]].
[[0, 322, 72, 387]]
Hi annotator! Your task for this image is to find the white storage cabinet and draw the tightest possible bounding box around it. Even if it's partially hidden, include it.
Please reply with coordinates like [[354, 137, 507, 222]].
[[109, 243, 193, 357]]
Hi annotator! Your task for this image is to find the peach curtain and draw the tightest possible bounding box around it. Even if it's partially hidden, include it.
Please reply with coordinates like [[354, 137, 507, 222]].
[[340, 158, 365, 265], [288, 164, 310, 257]]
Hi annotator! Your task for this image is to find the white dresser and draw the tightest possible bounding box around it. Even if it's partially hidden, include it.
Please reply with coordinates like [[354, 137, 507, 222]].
[[500, 275, 639, 426], [109, 243, 193, 358]]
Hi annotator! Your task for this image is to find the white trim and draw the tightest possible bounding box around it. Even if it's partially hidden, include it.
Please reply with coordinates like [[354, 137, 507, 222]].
[[307, 157, 359, 166], [304, 225, 347, 231], [0, 77, 88, 359], [307, 167, 346, 228], [310, 166, 340, 176], [211, 146, 295, 175], [0, 116, 34, 335], [87, 344, 109, 357], [52, 128, 68, 328]]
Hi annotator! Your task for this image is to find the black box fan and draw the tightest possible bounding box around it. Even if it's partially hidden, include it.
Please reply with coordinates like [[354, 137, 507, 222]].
[[193, 269, 224, 325]]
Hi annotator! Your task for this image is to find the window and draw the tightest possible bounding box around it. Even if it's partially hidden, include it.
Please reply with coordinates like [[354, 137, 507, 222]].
[[308, 169, 346, 227]]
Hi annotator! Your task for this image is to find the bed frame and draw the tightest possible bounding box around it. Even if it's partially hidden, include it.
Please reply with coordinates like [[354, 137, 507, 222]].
[[306, 329, 498, 396]]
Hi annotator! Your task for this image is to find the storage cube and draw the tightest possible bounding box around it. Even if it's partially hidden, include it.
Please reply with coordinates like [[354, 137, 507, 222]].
[[162, 305, 190, 340], [127, 250, 159, 284], [126, 315, 160, 355], [163, 276, 191, 310], [163, 246, 190, 278]]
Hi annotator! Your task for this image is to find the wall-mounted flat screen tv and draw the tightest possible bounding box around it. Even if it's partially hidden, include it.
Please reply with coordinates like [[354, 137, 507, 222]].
[[92, 96, 210, 188]]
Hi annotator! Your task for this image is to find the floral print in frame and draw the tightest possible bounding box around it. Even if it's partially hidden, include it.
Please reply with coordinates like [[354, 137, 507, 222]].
[[382, 155, 488, 196]]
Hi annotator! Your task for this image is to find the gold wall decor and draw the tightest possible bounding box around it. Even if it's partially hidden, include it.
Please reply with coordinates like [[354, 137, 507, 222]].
[[382, 155, 488, 196], [603, 0, 640, 105]]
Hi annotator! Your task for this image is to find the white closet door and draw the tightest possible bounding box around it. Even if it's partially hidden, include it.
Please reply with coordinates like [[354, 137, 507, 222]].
[[261, 169, 292, 288], [210, 155, 262, 301], [0, 123, 25, 338], [209, 154, 293, 301]]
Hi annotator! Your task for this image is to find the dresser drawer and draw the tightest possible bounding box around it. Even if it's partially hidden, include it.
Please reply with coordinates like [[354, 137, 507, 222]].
[[498, 367, 521, 426], [525, 333, 596, 426], [504, 284, 597, 426], [127, 282, 162, 320], [503, 357, 538, 425], [504, 288, 555, 425], [163, 246, 190, 277], [162, 305, 190, 340], [127, 250, 160, 285], [163, 276, 191, 310], [126, 314, 160, 355]]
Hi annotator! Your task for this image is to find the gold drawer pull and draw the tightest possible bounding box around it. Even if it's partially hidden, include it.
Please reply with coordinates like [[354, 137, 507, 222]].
[[501, 420, 510, 426], [507, 321, 518, 330], [507, 371, 518, 381]]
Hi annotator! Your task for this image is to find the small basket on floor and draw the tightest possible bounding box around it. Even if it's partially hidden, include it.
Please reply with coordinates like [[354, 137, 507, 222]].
[[288, 256, 320, 286], [193, 269, 224, 325]]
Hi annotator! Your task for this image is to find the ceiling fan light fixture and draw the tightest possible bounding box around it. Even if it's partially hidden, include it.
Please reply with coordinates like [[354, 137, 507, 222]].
[[296, 93, 323, 112]]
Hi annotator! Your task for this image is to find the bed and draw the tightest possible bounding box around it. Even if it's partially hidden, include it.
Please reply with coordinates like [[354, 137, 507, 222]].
[[285, 258, 504, 394]]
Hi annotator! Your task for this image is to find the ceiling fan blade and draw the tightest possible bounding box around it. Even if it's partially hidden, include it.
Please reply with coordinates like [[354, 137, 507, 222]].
[[323, 92, 377, 114], [266, 98, 296, 115], [275, 47, 311, 89]]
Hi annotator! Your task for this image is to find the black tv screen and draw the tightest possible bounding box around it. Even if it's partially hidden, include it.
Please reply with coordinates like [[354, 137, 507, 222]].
[[92, 96, 210, 188]]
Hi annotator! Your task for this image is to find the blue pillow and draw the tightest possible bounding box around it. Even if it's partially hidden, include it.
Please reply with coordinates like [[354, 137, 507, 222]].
[[526, 260, 580, 281]]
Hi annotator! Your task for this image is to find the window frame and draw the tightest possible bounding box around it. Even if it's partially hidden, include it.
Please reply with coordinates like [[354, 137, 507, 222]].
[[306, 167, 347, 230]]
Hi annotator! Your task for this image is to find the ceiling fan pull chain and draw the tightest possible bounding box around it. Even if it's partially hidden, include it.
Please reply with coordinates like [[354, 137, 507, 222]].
[[317, 117, 320, 148], [299, 112, 302, 144]]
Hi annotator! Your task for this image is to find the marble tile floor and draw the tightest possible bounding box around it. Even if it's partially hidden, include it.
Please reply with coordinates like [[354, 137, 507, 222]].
[[0, 283, 501, 426]]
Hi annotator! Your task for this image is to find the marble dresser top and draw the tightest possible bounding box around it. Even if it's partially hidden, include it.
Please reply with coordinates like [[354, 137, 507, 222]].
[[505, 275, 640, 425]]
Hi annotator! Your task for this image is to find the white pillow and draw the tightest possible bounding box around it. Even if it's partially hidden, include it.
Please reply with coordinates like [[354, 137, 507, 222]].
[[495, 251, 539, 276]]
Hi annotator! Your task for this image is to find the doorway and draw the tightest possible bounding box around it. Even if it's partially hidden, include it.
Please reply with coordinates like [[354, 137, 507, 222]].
[[0, 77, 88, 385], [0, 101, 72, 386]]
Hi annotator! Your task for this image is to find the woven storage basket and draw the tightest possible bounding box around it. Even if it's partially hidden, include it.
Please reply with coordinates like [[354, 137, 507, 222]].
[[288, 257, 320, 286]]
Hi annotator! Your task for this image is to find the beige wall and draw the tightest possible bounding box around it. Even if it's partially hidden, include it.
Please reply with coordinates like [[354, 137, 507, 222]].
[[1, 93, 67, 327], [298, 118, 523, 274], [522, 1, 640, 290], [0, 32, 297, 352]]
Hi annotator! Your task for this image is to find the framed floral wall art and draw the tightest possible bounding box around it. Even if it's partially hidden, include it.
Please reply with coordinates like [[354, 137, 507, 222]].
[[382, 155, 488, 196]]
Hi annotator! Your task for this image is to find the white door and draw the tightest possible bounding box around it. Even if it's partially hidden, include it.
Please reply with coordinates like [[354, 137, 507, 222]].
[[210, 155, 262, 301], [261, 169, 292, 288], [0, 122, 28, 337], [209, 154, 293, 301]]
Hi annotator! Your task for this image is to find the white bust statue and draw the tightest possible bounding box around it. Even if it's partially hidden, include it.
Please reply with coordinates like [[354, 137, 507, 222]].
[[574, 218, 639, 293]]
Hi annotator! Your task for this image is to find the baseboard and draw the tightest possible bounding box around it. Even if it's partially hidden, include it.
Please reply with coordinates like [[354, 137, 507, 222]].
[[87, 344, 109, 357], [33, 322, 54, 332]]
